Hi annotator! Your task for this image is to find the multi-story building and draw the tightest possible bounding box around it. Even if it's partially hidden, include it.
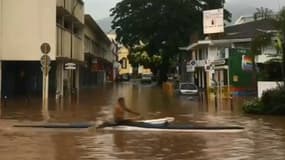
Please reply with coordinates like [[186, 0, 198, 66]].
[[0, 0, 85, 99], [1, 0, 56, 98], [82, 14, 114, 87], [181, 19, 280, 96], [56, 0, 84, 98]]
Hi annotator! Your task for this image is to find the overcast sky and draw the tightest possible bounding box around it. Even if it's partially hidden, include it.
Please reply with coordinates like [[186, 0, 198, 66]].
[[85, 0, 285, 20]]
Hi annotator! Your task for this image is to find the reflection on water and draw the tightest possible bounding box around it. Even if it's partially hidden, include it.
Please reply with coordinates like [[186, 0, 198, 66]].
[[0, 82, 285, 160]]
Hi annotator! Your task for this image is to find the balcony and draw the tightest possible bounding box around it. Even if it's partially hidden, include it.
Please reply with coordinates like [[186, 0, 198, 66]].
[[56, 0, 84, 24], [57, 26, 84, 62]]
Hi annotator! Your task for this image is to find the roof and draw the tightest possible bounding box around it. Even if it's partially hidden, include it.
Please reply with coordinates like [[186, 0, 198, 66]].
[[180, 19, 278, 51], [223, 19, 278, 39], [180, 38, 251, 51]]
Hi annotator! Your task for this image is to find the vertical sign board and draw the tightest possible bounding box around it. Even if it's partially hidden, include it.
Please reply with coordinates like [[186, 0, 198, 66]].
[[228, 49, 255, 89], [203, 9, 224, 34]]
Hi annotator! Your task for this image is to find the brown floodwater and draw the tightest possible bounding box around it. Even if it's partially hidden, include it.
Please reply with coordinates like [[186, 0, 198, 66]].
[[0, 81, 285, 160]]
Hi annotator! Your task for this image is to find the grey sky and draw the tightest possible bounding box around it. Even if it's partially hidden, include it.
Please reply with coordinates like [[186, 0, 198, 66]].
[[85, 0, 120, 20], [85, 0, 285, 20]]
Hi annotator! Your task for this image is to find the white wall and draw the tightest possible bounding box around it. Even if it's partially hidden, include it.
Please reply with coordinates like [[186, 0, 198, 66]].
[[0, 0, 2, 58], [208, 46, 218, 61], [258, 81, 284, 98], [0, 0, 56, 61]]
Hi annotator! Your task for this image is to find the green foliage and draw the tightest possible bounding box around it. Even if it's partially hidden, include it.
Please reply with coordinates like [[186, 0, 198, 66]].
[[127, 51, 162, 70], [251, 33, 272, 56], [111, 0, 230, 82], [243, 87, 285, 115], [243, 99, 265, 114]]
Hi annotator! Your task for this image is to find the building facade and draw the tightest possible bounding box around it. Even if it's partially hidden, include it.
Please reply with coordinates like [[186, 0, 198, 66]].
[[0, 0, 113, 99], [1, 0, 58, 98], [82, 15, 114, 88], [181, 19, 280, 96], [56, 0, 84, 98]]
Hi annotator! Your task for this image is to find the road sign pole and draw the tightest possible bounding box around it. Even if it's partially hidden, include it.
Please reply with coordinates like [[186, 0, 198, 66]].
[[40, 43, 51, 109]]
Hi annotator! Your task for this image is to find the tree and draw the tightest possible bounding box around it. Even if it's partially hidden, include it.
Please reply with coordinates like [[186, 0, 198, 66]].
[[127, 50, 162, 75], [251, 33, 272, 89], [254, 7, 274, 20], [276, 8, 285, 82], [111, 0, 231, 83]]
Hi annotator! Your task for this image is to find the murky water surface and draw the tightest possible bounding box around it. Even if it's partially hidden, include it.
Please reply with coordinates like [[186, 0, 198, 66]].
[[0, 81, 285, 160]]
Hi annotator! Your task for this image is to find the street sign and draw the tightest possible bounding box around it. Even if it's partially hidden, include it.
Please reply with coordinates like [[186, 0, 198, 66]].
[[65, 62, 76, 67], [40, 55, 51, 66], [40, 43, 51, 54], [65, 62, 76, 70], [189, 60, 196, 66], [205, 65, 213, 72], [41, 66, 51, 76], [65, 66, 76, 70]]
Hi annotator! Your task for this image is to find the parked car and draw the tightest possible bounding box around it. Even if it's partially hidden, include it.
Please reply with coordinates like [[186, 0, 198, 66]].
[[141, 74, 153, 84], [176, 82, 199, 96]]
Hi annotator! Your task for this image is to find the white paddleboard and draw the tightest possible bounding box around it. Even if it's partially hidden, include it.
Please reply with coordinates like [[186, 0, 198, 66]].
[[103, 126, 244, 133], [137, 117, 175, 124]]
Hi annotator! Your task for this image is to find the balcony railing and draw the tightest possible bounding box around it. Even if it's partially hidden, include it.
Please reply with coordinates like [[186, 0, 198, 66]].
[[57, 26, 84, 61]]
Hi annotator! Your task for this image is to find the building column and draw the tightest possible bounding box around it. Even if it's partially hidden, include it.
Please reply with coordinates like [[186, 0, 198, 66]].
[[75, 66, 80, 103], [198, 70, 201, 88], [0, 61, 2, 102], [201, 69, 205, 89], [227, 68, 231, 97], [56, 62, 64, 100]]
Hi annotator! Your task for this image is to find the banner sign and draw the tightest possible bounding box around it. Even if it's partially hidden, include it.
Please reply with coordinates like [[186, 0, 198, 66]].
[[203, 9, 224, 34]]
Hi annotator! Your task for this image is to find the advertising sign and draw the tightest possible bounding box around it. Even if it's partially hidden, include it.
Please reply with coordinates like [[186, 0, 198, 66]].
[[203, 9, 224, 34], [241, 55, 253, 72]]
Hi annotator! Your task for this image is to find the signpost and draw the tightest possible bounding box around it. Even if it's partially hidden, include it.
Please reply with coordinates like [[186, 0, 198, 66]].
[[40, 43, 51, 108], [186, 60, 196, 72], [203, 8, 224, 34], [65, 62, 76, 70]]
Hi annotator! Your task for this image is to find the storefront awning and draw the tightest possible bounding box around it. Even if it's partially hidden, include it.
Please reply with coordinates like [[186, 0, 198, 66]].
[[179, 38, 252, 51]]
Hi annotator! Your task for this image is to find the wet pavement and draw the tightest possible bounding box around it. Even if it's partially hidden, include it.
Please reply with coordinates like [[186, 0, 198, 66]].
[[0, 81, 285, 160]]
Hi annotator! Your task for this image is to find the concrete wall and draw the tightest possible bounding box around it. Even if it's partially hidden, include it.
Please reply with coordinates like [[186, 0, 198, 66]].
[[0, 0, 56, 60], [208, 46, 218, 62], [0, 0, 2, 58]]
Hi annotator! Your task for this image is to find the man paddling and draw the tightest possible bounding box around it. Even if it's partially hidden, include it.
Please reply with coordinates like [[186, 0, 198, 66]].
[[114, 97, 140, 124]]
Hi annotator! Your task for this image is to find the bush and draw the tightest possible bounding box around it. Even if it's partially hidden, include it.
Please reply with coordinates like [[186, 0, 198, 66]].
[[243, 86, 285, 115], [243, 99, 264, 114]]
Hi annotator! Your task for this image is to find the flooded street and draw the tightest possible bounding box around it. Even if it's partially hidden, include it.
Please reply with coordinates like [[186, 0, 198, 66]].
[[1, 82, 285, 160]]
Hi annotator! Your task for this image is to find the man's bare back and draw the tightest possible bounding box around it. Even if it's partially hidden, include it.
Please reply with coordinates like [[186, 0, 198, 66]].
[[113, 97, 140, 123]]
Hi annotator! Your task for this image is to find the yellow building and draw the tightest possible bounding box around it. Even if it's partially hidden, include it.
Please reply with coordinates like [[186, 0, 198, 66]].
[[118, 47, 133, 75]]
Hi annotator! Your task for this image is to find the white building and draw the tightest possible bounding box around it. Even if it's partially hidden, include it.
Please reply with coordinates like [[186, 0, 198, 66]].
[[0, 0, 112, 97], [181, 19, 280, 95]]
